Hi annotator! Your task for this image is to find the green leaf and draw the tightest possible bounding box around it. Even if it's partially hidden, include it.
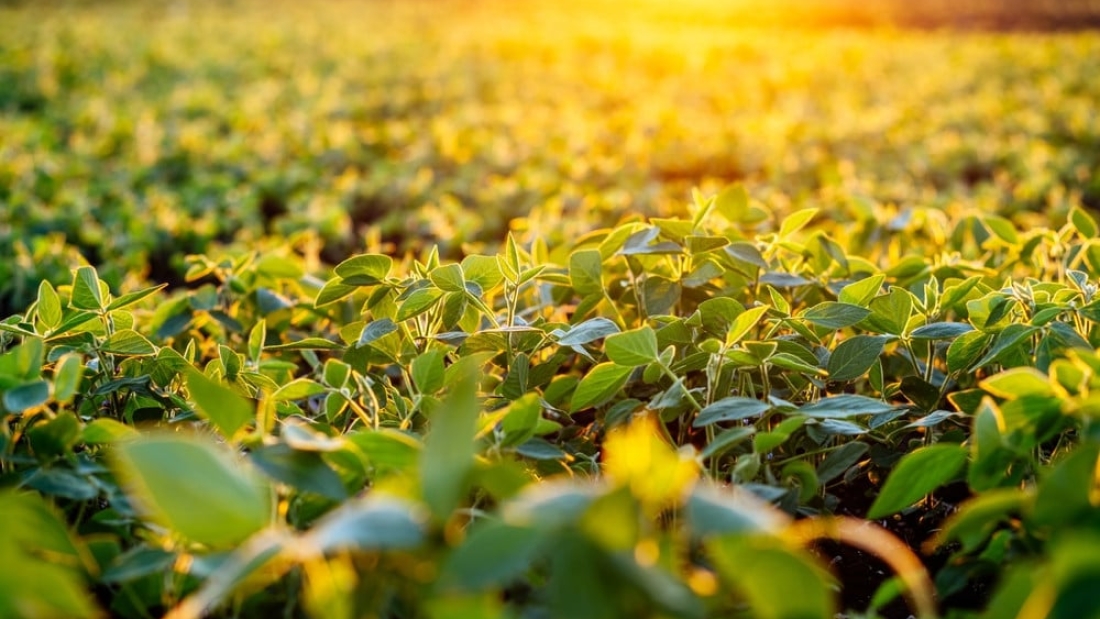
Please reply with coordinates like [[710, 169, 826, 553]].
[[816, 442, 869, 484], [106, 284, 167, 311], [420, 370, 480, 519], [462, 254, 504, 291], [396, 287, 444, 321], [101, 329, 157, 355], [1070, 205, 1099, 238], [707, 535, 834, 619], [356, 318, 398, 348], [727, 305, 769, 345], [569, 249, 603, 296], [315, 278, 358, 307], [868, 443, 968, 519], [934, 488, 1027, 553], [981, 367, 1054, 400], [37, 280, 62, 330], [604, 326, 658, 366], [571, 363, 633, 411], [910, 322, 974, 340], [801, 302, 871, 330], [838, 274, 885, 307], [799, 394, 895, 419], [827, 335, 888, 381], [699, 426, 756, 460], [441, 521, 546, 590], [412, 349, 446, 395], [186, 371, 254, 438], [428, 265, 465, 295], [70, 266, 105, 311], [272, 378, 327, 402], [686, 484, 786, 537], [304, 496, 426, 553], [3, 380, 51, 413], [112, 434, 271, 547], [334, 254, 392, 285], [28, 411, 81, 457], [250, 444, 347, 500], [82, 418, 138, 444], [778, 207, 818, 238], [969, 323, 1036, 371], [693, 396, 771, 427], [947, 330, 991, 373], [0, 492, 99, 618], [265, 337, 344, 351], [715, 183, 750, 222], [863, 287, 913, 335], [557, 317, 620, 347]]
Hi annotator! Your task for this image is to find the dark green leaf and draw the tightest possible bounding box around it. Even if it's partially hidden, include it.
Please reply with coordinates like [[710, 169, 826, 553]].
[[3, 380, 50, 413], [911, 322, 974, 340], [827, 335, 888, 381], [799, 394, 896, 419], [441, 521, 546, 590], [557, 317, 620, 347], [250, 444, 347, 500], [693, 397, 771, 427]]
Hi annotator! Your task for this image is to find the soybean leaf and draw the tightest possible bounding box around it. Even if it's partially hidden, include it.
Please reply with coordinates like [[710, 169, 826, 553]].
[[708, 535, 834, 619], [357, 318, 397, 348], [571, 363, 633, 412], [70, 266, 105, 311], [827, 335, 888, 381], [556, 317, 620, 347], [868, 444, 968, 519], [440, 521, 546, 591], [101, 329, 157, 356], [272, 378, 327, 402], [911, 322, 974, 340], [816, 442, 869, 484], [839, 274, 885, 307], [334, 254, 392, 285], [700, 426, 756, 460], [693, 397, 771, 427], [305, 496, 426, 553], [37, 280, 62, 330], [186, 372, 254, 438], [420, 371, 480, 520], [430, 264, 466, 293], [3, 380, 50, 414], [727, 305, 769, 345], [250, 444, 347, 500], [112, 435, 272, 547], [801, 302, 871, 330], [106, 284, 168, 311], [569, 249, 603, 296], [799, 394, 896, 419], [604, 326, 658, 366]]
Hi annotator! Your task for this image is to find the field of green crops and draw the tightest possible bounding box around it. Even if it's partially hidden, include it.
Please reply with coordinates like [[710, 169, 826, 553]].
[[3, 1, 1100, 618]]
